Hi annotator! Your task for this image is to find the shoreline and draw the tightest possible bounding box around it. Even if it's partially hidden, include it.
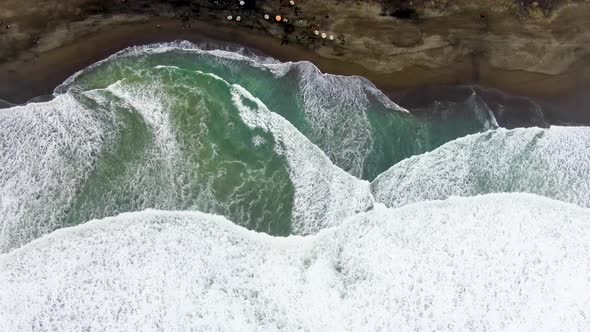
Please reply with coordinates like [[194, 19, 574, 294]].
[[0, 15, 589, 124]]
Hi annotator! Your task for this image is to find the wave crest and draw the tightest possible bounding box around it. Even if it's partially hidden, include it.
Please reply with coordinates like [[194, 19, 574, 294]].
[[2, 194, 589, 331], [372, 126, 590, 208]]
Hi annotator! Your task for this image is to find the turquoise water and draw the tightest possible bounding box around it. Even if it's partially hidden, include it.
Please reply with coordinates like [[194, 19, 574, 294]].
[[63, 69, 294, 236], [0, 42, 500, 251], [60, 43, 496, 180], [2, 42, 590, 330]]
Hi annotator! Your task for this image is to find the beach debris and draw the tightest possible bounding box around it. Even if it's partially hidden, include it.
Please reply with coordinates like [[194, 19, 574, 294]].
[[236, 16, 242, 22], [314, 30, 320, 36], [329, 35, 335, 41], [275, 15, 282, 22], [264, 14, 270, 20], [283, 18, 289, 23], [321, 32, 327, 39], [227, 15, 233, 21], [156, 24, 161, 29], [239, 0, 245, 5], [289, 0, 295, 5]]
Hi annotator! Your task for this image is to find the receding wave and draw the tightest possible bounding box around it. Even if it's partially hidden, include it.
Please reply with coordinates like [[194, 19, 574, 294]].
[[0, 42, 496, 251], [2, 41, 590, 329], [371, 126, 590, 208], [0, 66, 296, 252], [57, 41, 496, 180], [1, 194, 589, 331]]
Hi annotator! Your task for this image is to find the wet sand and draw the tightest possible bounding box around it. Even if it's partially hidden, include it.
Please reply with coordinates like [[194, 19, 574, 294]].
[[0, 16, 472, 103], [0, 13, 588, 125]]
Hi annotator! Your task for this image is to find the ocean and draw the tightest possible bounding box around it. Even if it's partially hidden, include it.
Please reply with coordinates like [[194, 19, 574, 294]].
[[1, 41, 589, 330]]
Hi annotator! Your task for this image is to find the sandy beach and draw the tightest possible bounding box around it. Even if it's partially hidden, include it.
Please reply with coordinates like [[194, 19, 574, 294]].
[[1, 0, 589, 124], [2, 3, 590, 328]]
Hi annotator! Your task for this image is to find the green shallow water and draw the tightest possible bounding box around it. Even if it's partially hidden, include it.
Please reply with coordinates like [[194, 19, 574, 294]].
[[4, 43, 590, 332], [63, 43, 496, 180], [0, 42, 496, 251], [63, 67, 295, 235]]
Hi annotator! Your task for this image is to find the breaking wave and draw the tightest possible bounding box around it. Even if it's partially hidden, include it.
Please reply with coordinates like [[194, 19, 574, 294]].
[[1, 42, 589, 330], [1, 194, 589, 331], [372, 126, 590, 208], [0, 42, 496, 251]]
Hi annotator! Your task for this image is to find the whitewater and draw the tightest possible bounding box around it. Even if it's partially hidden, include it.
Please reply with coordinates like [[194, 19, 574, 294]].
[[1, 42, 589, 330]]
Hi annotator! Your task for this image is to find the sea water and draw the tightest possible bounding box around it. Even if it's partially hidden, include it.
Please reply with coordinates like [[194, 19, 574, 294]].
[[1, 41, 589, 330]]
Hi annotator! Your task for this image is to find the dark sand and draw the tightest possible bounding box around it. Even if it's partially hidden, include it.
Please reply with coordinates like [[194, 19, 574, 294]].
[[0, 15, 588, 125], [0, 17, 476, 103]]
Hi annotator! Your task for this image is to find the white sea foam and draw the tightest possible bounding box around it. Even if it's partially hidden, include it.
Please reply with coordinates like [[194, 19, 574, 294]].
[[371, 126, 590, 208], [260, 58, 410, 178], [105, 80, 179, 157], [231, 84, 374, 234], [2, 42, 590, 330], [104, 67, 376, 234], [0, 94, 111, 252], [1, 62, 377, 251], [294, 64, 377, 177], [54, 41, 280, 93], [55, 42, 412, 178], [1, 194, 589, 331], [105, 67, 375, 234], [76, 70, 296, 235]]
